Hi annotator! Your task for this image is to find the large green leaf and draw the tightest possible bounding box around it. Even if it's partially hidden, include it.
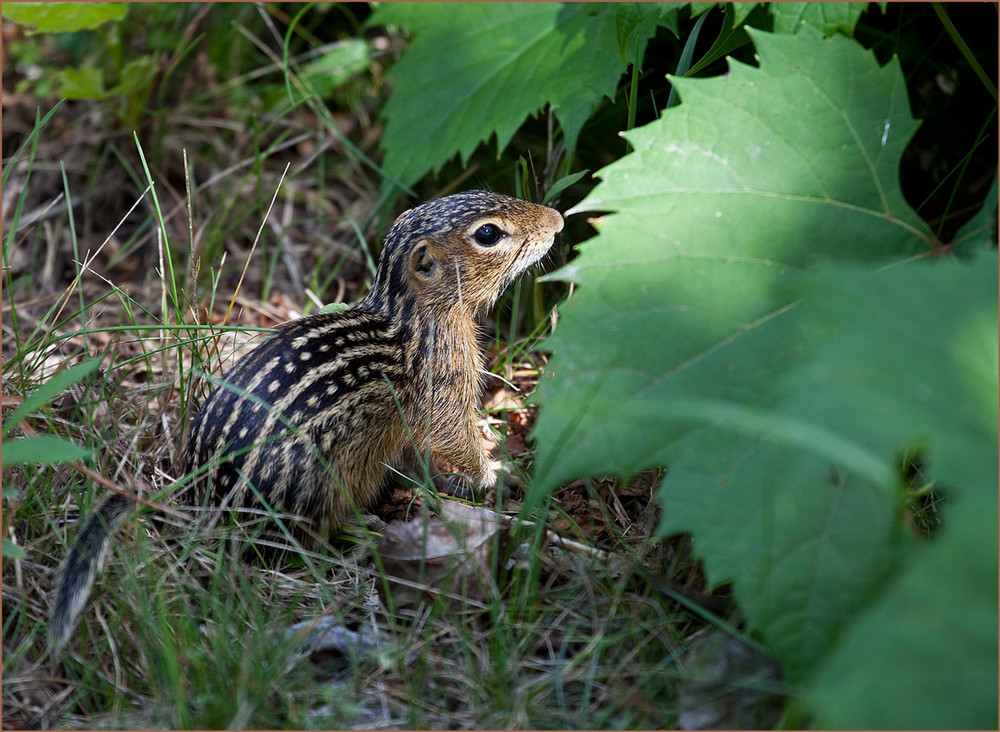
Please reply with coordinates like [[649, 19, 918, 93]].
[[529, 28, 945, 680], [532, 27, 930, 493], [809, 472, 998, 730], [373, 3, 671, 185], [658, 253, 998, 681], [789, 253, 999, 727], [784, 254, 998, 495], [661, 431, 911, 678]]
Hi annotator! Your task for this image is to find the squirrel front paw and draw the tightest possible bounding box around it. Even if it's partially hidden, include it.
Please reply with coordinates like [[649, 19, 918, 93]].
[[439, 460, 522, 504], [441, 473, 478, 502]]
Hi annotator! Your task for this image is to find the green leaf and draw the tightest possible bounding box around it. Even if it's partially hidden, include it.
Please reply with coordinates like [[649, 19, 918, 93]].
[[661, 429, 911, 675], [662, 253, 998, 678], [769, 2, 872, 37], [532, 27, 929, 492], [3, 434, 92, 465], [529, 28, 940, 680], [299, 38, 371, 98], [2, 358, 102, 437], [788, 253, 998, 724], [374, 3, 660, 185], [785, 254, 999, 495], [614, 3, 679, 63], [810, 477, 998, 729], [3, 2, 128, 34], [55, 66, 107, 99]]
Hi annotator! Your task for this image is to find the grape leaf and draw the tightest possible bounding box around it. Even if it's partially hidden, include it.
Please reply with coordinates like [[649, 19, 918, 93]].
[[659, 253, 998, 679], [529, 28, 941, 679], [769, 2, 874, 37], [614, 3, 679, 63], [809, 473, 998, 730], [661, 430, 911, 678], [784, 254, 998, 496], [532, 27, 930, 493], [789, 253, 999, 724], [373, 3, 666, 186]]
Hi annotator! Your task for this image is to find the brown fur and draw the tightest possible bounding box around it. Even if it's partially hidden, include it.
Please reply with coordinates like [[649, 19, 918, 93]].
[[185, 190, 563, 534]]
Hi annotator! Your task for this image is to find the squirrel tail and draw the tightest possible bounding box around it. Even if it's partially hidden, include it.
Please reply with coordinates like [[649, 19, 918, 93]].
[[49, 493, 132, 654]]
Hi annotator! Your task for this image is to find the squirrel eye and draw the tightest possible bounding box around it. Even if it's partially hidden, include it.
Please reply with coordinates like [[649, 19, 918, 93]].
[[473, 224, 503, 246]]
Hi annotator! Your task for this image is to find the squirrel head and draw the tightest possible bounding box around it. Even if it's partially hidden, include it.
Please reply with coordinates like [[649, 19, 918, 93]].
[[365, 190, 564, 316]]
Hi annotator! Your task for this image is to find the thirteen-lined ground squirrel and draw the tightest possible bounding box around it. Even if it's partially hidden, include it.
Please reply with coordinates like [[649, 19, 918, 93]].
[[50, 190, 564, 652]]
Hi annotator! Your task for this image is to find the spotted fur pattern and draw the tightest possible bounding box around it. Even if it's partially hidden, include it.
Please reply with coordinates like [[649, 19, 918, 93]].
[[184, 190, 562, 535]]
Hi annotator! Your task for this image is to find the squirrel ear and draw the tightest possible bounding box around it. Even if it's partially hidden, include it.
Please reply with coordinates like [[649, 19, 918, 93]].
[[408, 241, 438, 281]]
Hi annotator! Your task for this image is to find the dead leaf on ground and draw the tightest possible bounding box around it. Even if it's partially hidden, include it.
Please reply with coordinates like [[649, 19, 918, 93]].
[[375, 500, 510, 608]]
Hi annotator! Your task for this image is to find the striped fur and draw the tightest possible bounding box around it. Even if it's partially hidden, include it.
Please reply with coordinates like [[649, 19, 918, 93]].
[[50, 190, 563, 652]]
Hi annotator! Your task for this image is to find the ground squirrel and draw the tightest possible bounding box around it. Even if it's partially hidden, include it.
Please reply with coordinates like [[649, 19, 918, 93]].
[[50, 190, 564, 652]]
